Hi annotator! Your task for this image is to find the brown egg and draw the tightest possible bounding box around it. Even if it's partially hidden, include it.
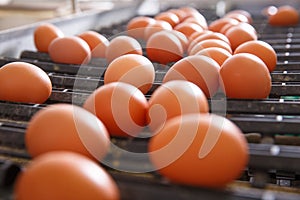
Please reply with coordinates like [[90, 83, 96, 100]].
[[234, 40, 277, 72], [14, 151, 120, 200], [146, 31, 184, 64], [0, 62, 52, 104], [104, 54, 155, 94], [83, 82, 148, 137], [220, 53, 271, 99], [105, 36, 143, 64], [196, 47, 232, 66], [189, 39, 232, 55], [127, 16, 156, 39], [163, 55, 220, 98], [208, 18, 239, 33], [34, 23, 64, 53], [25, 104, 110, 161], [48, 36, 91, 64], [188, 32, 230, 54], [147, 80, 208, 132], [174, 22, 204, 38], [144, 20, 173, 41], [155, 12, 180, 27], [78, 31, 109, 58], [225, 23, 257, 51], [268, 5, 299, 26]]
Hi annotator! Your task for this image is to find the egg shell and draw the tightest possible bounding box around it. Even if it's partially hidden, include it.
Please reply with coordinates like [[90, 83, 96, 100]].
[[48, 36, 91, 65], [83, 82, 148, 137], [195, 47, 232, 66], [34, 23, 64, 53], [25, 104, 110, 161], [147, 80, 209, 132], [224, 12, 249, 23], [167, 9, 188, 22], [155, 12, 180, 27], [188, 32, 230, 54], [225, 9, 253, 24], [268, 5, 299, 26], [144, 20, 173, 41], [174, 22, 204, 38], [105, 35, 143, 64], [148, 113, 248, 188], [127, 16, 156, 39], [219, 53, 271, 99], [104, 54, 155, 94], [14, 151, 120, 200], [225, 23, 257, 51], [234, 40, 277, 72], [0, 62, 52, 104], [163, 55, 220, 98], [189, 39, 232, 55], [78, 31, 109, 58], [208, 18, 239, 33], [146, 31, 184, 65]]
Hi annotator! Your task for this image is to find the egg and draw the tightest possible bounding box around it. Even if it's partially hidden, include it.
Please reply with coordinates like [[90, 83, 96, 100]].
[[83, 82, 148, 137], [155, 12, 180, 27], [0, 62, 52, 104], [105, 36, 143, 64], [174, 22, 204, 38], [104, 54, 155, 94], [167, 9, 187, 22], [224, 12, 250, 23], [48, 36, 91, 64], [268, 5, 299, 26], [225, 9, 253, 24], [34, 23, 64, 53], [234, 40, 277, 72], [225, 22, 257, 50], [14, 151, 120, 200], [169, 30, 189, 52], [163, 55, 220, 98], [195, 47, 232, 66], [182, 17, 207, 29], [147, 80, 208, 132], [189, 39, 233, 56], [219, 53, 271, 99], [208, 18, 239, 33], [148, 113, 248, 188], [25, 104, 110, 161], [179, 7, 208, 29], [188, 30, 212, 43], [78, 31, 109, 58], [188, 32, 230, 54], [146, 31, 183, 65], [127, 16, 156, 40], [144, 20, 173, 41]]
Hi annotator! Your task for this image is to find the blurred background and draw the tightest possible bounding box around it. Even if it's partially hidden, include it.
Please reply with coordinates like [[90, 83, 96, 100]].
[[0, 0, 299, 30]]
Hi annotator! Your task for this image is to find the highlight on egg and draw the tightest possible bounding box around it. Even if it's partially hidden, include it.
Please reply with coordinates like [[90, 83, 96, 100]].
[[25, 103, 110, 161], [0, 62, 52, 104]]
